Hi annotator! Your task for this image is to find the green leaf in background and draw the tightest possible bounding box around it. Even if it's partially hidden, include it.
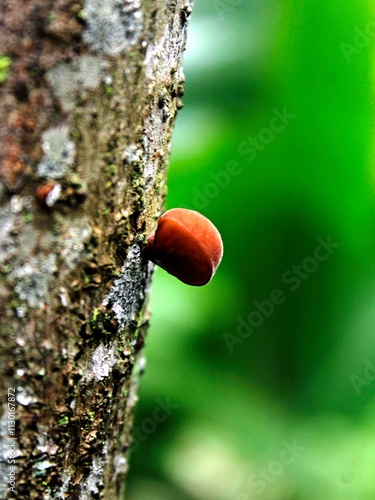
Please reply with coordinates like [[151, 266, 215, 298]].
[[128, 1, 375, 499]]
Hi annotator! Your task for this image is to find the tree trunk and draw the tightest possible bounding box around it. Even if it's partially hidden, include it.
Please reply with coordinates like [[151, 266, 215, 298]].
[[0, 0, 193, 498]]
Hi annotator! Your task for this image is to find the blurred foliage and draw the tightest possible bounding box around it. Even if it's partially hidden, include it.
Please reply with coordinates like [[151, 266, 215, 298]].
[[127, 0, 375, 498]]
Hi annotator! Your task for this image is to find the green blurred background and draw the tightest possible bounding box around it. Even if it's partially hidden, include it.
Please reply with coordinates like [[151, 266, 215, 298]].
[[127, 0, 375, 498]]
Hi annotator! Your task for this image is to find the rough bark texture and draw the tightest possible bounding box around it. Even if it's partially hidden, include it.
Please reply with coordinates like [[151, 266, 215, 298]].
[[0, 0, 193, 498]]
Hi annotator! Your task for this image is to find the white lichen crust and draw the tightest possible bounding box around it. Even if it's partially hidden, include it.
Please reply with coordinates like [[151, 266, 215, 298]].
[[37, 126, 76, 179], [103, 242, 151, 330]]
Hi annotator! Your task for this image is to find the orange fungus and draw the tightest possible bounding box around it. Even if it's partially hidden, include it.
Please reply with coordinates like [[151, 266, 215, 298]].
[[145, 208, 223, 286]]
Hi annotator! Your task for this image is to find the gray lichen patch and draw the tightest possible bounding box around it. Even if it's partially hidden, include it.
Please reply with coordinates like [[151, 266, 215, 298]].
[[0, 214, 37, 270], [123, 144, 142, 165], [61, 218, 91, 269], [56, 470, 72, 499], [91, 342, 118, 381], [83, 0, 143, 55], [16, 386, 38, 406], [81, 456, 106, 500], [46, 56, 109, 112], [102, 242, 151, 330], [34, 460, 55, 473], [37, 126, 75, 179], [114, 452, 128, 477], [9, 254, 57, 308], [0, 205, 16, 265], [36, 433, 59, 456], [0, 196, 36, 268]]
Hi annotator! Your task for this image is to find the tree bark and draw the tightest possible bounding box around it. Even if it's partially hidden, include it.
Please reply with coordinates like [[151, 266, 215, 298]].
[[0, 0, 193, 498]]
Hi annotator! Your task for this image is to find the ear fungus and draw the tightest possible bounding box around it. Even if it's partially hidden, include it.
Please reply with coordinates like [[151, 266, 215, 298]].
[[145, 208, 223, 286]]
